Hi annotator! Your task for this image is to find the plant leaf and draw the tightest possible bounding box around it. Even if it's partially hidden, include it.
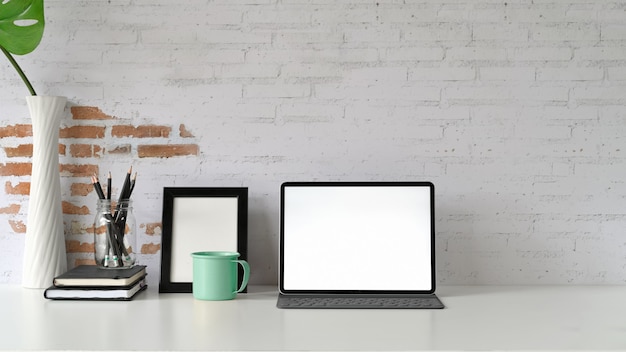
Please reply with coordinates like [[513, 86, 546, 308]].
[[0, 0, 44, 55]]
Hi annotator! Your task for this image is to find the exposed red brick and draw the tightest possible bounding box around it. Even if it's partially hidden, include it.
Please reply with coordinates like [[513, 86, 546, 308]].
[[3, 144, 65, 158], [108, 144, 131, 154], [0, 163, 31, 176], [5, 181, 30, 195], [74, 258, 97, 266], [60, 126, 105, 139], [85, 222, 96, 235], [141, 242, 161, 255], [112, 125, 171, 138], [4, 144, 32, 157], [66, 240, 94, 253], [60, 164, 98, 177], [62, 201, 90, 215], [94, 223, 106, 235], [71, 183, 94, 197], [179, 124, 194, 138], [70, 144, 103, 158], [69, 219, 93, 236], [9, 220, 26, 233], [0, 204, 20, 214], [71, 106, 116, 120], [137, 144, 199, 158], [143, 222, 162, 235], [0, 124, 32, 138], [69, 144, 91, 158]]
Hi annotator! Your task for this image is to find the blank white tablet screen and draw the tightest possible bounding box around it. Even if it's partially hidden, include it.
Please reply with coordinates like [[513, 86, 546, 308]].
[[282, 185, 433, 291]]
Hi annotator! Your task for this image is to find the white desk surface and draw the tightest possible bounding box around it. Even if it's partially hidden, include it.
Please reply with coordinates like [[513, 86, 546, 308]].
[[1, 284, 625, 351]]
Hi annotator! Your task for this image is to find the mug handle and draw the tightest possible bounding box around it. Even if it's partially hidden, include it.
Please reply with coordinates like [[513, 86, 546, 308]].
[[234, 260, 250, 293]]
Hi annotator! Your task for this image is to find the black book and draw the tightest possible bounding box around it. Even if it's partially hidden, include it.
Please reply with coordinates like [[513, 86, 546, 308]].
[[52, 265, 146, 287], [44, 278, 147, 300]]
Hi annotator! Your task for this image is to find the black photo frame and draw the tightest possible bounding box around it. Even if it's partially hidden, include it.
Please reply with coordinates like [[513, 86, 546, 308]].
[[159, 187, 248, 293]]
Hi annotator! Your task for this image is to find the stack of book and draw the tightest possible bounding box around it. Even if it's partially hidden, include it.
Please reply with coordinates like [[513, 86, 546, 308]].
[[44, 265, 147, 301]]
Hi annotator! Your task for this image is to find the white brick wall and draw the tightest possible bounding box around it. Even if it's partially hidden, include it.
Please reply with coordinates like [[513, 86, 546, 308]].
[[1, 0, 625, 285]]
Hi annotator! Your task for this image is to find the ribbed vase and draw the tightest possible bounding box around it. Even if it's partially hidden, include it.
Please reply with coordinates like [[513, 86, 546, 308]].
[[22, 96, 68, 289]]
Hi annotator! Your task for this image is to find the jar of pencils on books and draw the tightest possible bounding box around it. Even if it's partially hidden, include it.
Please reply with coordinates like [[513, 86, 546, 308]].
[[94, 199, 136, 268]]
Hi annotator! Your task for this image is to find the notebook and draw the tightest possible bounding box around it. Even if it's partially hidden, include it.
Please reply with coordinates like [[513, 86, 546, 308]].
[[277, 181, 444, 309]]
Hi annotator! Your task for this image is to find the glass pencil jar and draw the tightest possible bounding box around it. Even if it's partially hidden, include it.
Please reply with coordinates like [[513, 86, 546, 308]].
[[94, 199, 136, 268]]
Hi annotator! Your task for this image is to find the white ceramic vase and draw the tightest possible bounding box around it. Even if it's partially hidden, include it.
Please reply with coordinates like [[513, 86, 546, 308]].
[[22, 96, 68, 289]]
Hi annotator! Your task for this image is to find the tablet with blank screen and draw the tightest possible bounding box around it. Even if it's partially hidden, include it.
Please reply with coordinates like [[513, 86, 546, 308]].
[[277, 181, 443, 309]]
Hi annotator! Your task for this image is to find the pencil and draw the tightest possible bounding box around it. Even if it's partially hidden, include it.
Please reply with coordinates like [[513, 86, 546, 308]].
[[119, 166, 132, 200], [91, 175, 105, 200], [129, 172, 137, 198], [106, 171, 112, 200], [114, 166, 132, 220], [113, 167, 132, 258]]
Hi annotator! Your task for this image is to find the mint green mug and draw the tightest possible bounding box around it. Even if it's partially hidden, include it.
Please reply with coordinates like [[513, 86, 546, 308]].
[[191, 251, 250, 300]]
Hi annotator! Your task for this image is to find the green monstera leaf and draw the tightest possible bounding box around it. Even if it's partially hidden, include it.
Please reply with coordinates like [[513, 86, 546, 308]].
[[0, 0, 44, 55], [0, 0, 45, 95]]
